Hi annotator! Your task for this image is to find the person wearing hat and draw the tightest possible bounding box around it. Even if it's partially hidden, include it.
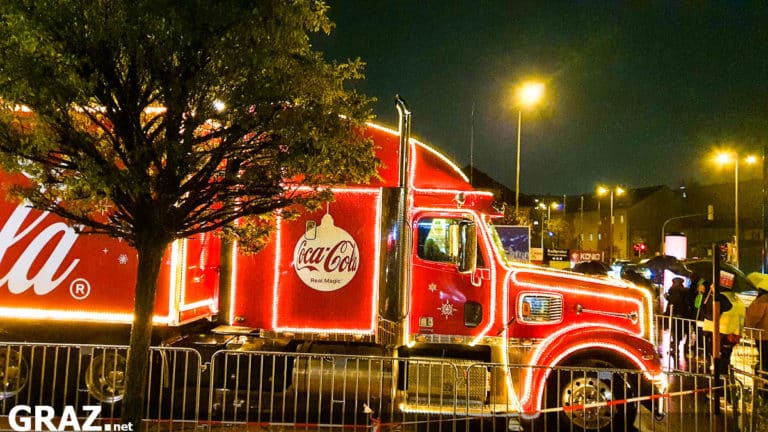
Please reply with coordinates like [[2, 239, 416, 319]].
[[701, 278, 746, 404], [745, 280, 768, 374], [665, 276, 694, 357]]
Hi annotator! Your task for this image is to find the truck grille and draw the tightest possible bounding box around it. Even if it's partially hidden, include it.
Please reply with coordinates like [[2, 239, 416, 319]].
[[519, 294, 563, 323], [406, 359, 488, 408]]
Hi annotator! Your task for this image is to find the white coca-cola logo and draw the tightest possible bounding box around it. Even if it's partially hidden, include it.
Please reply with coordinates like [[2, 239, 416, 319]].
[[0, 205, 80, 295], [293, 213, 359, 292]]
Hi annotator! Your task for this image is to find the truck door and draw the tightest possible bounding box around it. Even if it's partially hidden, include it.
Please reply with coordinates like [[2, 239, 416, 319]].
[[410, 214, 492, 339]]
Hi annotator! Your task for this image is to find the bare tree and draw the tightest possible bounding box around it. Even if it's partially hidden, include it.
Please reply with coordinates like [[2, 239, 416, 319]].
[[0, 0, 377, 426]]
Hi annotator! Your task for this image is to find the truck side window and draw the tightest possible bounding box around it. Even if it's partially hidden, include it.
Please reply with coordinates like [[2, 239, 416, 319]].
[[417, 217, 454, 263]]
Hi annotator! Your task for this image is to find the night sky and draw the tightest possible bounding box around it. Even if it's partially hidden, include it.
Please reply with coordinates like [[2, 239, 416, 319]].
[[315, 1, 768, 195]]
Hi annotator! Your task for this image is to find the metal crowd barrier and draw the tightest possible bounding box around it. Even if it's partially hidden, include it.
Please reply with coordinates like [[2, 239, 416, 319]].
[[0, 342, 202, 427], [1, 340, 768, 431], [654, 314, 765, 375]]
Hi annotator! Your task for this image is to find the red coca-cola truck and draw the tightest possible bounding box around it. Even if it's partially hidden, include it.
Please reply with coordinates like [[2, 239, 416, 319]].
[[0, 101, 665, 428]]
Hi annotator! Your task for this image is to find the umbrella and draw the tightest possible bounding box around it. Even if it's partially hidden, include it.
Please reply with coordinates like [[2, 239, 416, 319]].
[[572, 260, 609, 275], [640, 255, 690, 284], [747, 272, 768, 291]]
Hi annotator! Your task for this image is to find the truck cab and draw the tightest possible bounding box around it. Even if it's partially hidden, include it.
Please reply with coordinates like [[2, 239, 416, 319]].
[[228, 114, 666, 429]]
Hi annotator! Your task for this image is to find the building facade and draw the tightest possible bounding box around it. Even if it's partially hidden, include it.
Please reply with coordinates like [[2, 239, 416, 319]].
[[466, 165, 765, 273]]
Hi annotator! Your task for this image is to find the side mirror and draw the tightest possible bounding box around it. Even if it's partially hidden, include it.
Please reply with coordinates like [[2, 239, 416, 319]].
[[457, 220, 477, 274]]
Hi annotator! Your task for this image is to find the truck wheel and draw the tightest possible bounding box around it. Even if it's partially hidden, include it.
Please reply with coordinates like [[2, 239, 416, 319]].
[[0, 348, 28, 400], [84, 352, 126, 403], [549, 359, 637, 431]]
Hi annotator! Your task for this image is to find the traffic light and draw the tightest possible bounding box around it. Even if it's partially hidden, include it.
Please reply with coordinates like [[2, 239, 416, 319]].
[[633, 242, 647, 257], [707, 204, 714, 221], [716, 241, 729, 262]]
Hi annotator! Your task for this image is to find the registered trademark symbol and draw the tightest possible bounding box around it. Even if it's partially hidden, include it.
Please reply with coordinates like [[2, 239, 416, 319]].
[[69, 278, 91, 300]]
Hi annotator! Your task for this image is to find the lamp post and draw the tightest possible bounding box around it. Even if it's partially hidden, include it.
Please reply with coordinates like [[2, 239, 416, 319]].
[[538, 201, 560, 249], [597, 185, 625, 263], [715, 152, 757, 268], [514, 81, 545, 221], [538, 203, 546, 250]]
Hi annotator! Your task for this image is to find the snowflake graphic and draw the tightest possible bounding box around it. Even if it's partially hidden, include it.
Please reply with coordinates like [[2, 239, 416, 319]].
[[428, 283, 438, 293], [117, 254, 129, 265], [438, 300, 456, 319], [101, 247, 109, 255]]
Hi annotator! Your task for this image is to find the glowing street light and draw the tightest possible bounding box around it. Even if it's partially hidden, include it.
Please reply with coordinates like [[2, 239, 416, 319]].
[[714, 151, 757, 268], [537, 200, 560, 249], [514, 81, 545, 220], [597, 185, 625, 262]]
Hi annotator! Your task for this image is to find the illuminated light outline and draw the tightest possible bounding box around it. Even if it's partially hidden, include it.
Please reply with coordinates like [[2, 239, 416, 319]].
[[518, 322, 665, 410], [271, 189, 382, 335], [175, 237, 219, 315], [370, 192, 383, 333], [411, 207, 498, 345], [416, 189, 495, 198], [403, 191, 417, 348], [269, 125, 493, 342], [472, 214, 504, 346], [523, 341, 667, 412], [407, 200, 520, 420], [494, 270, 521, 410], [413, 206, 487, 290], [399, 404, 507, 416], [514, 268, 655, 340], [365, 122, 471, 185], [228, 240, 238, 324], [179, 299, 215, 312], [0, 237, 213, 326], [167, 237, 217, 324], [0, 307, 172, 324], [510, 266, 657, 340], [270, 211, 284, 330], [167, 239, 188, 325], [516, 292, 565, 325], [510, 270, 648, 337], [481, 212, 518, 402], [500, 262, 659, 412]]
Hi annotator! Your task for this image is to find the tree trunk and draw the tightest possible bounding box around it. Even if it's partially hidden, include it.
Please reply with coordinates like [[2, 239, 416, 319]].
[[122, 241, 167, 429], [217, 236, 233, 326]]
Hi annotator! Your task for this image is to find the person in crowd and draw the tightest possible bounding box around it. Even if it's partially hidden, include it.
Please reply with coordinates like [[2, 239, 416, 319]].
[[665, 277, 694, 356], [691, 278, 708, 358], [745, 282, 768, 374], [701, 279, 746, 406]]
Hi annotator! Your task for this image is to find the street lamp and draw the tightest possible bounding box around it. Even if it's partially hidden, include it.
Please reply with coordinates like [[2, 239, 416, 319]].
[[537, 200, 560, 249], [514, 81, 545, 220], [597, 185, 625, 263], [715, 151, 757, 268], [537, 202, 546, 250]]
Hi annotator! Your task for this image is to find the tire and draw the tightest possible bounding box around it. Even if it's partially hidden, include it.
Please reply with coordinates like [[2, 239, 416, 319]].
[[0, 347, 28, 400], [84, 351, 127, 404], [548, 359, 637, 431]]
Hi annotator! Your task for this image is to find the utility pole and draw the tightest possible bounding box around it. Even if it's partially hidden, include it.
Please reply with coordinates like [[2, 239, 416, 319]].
[[661, 206, 714, 255], [760, 147, 768, 274]]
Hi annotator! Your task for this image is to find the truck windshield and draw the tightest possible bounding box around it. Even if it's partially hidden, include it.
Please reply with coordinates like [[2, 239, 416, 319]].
[[485, 221, 511, 266]]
